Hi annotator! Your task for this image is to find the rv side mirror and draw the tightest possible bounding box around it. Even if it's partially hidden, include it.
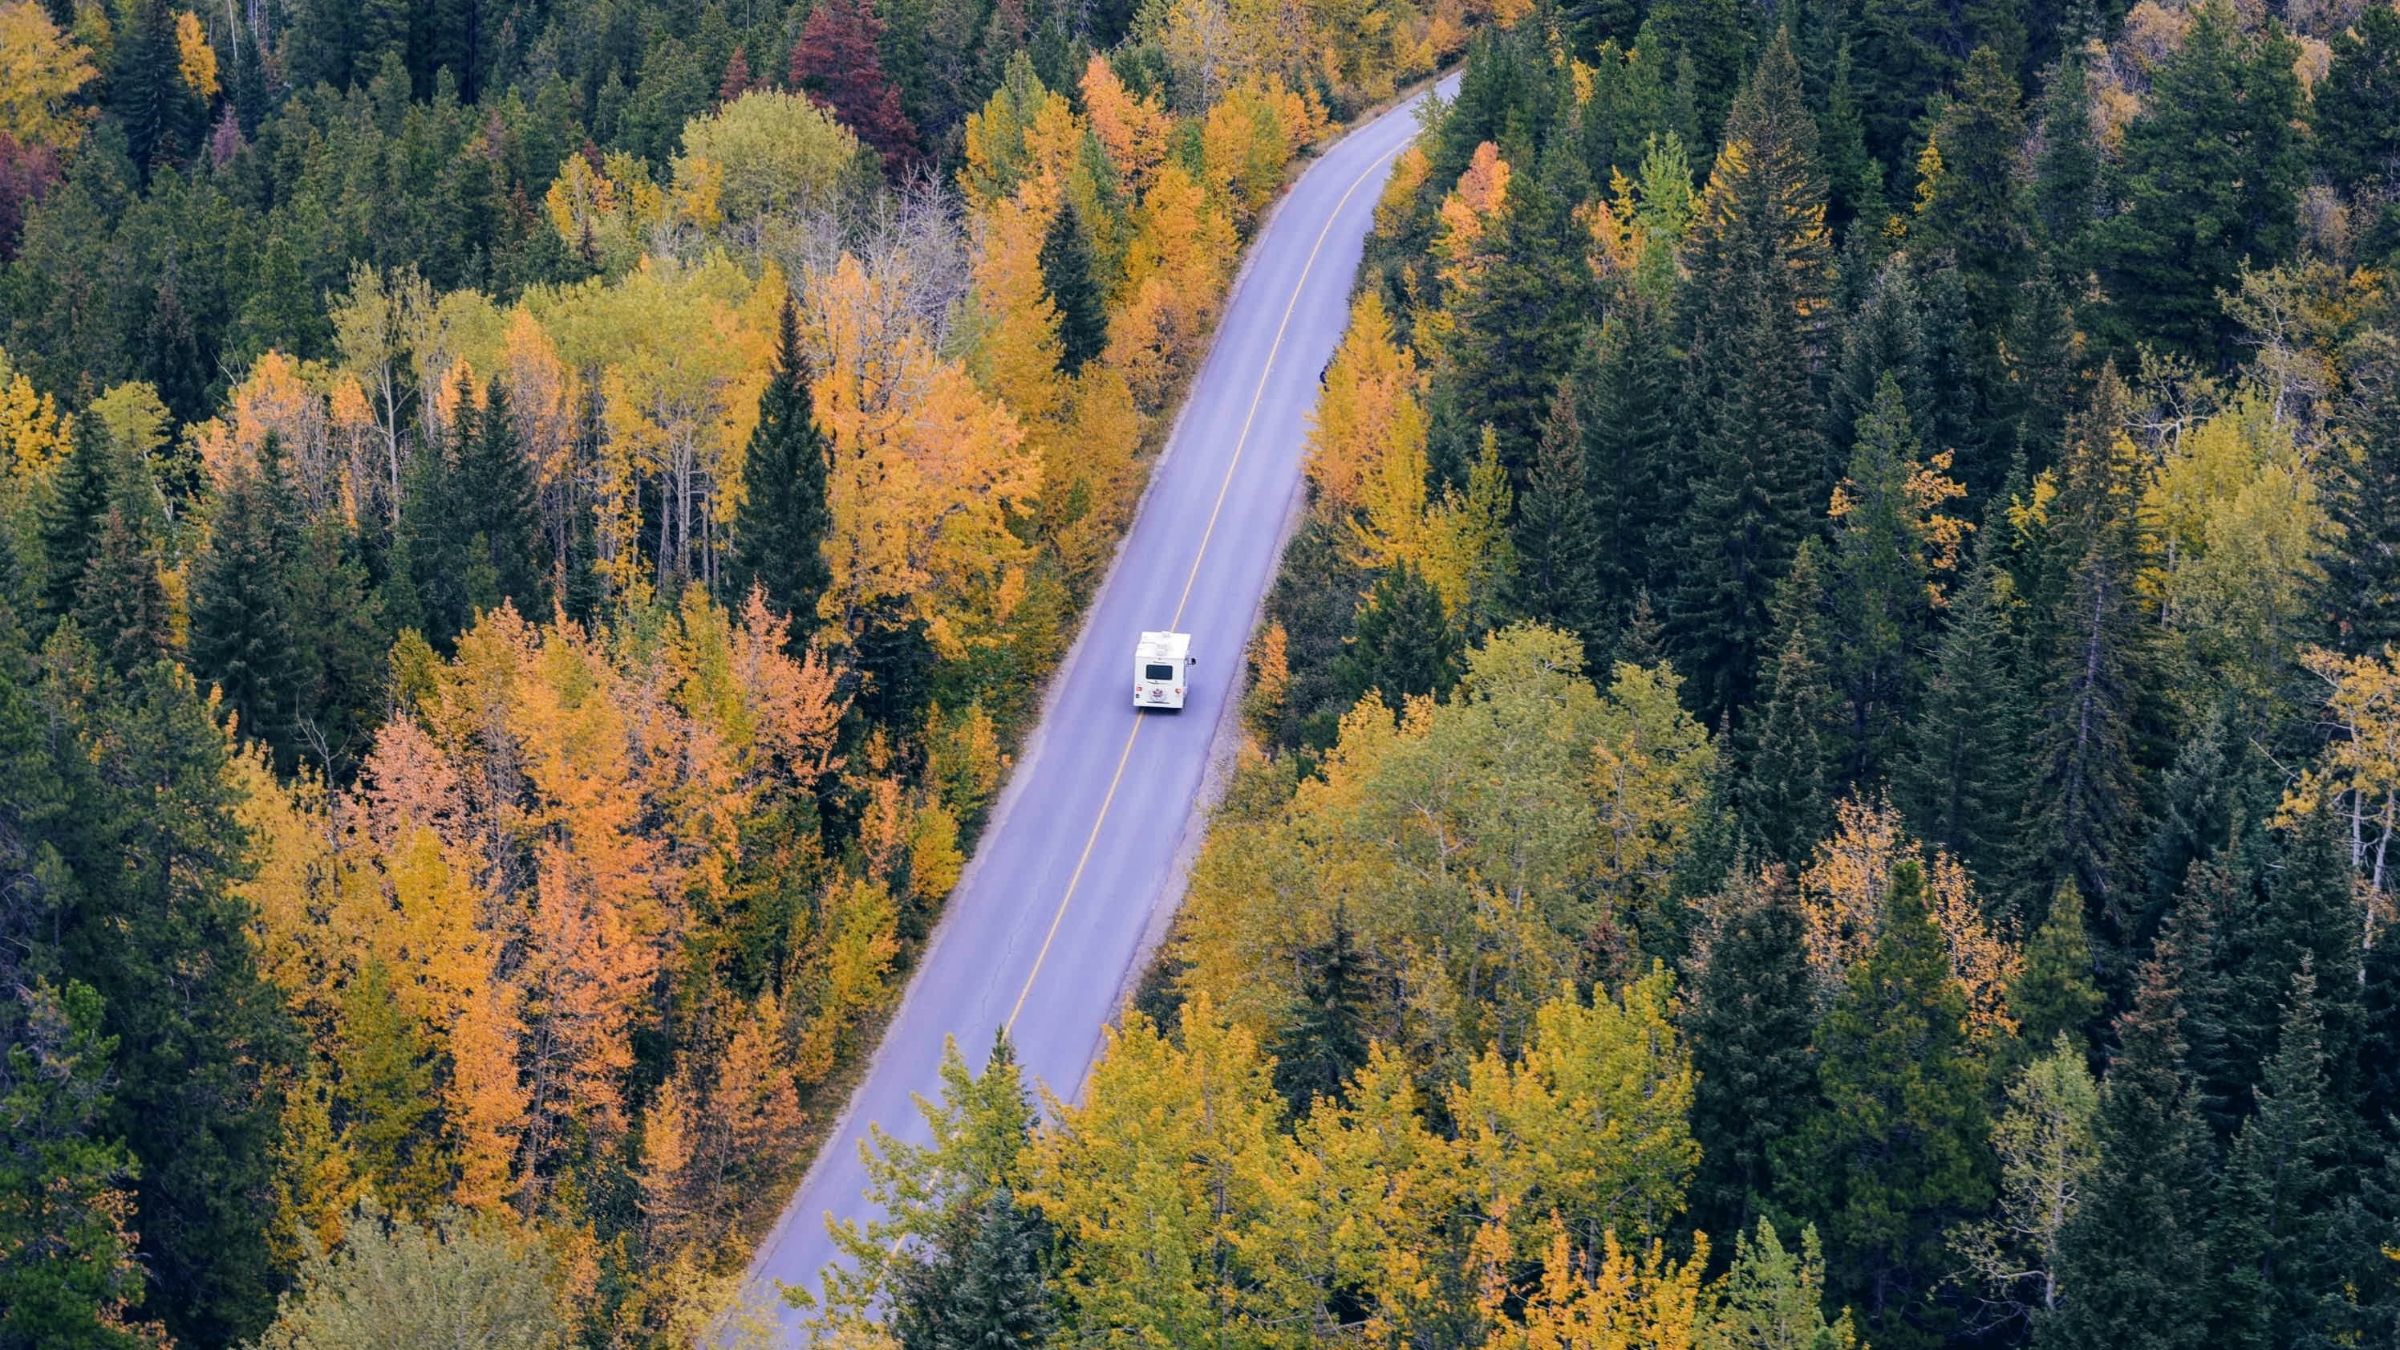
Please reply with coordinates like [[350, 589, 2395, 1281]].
[[1187, 655, 1197, 666]]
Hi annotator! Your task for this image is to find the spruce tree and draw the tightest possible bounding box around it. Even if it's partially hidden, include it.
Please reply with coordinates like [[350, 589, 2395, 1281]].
[[1038, 197, 1106, 377], [2015, 372, 2151, 943], [1443, 164, 1597, 483], [888, 1185, 1055, 1350], [1670, 31, 1834, 720], [40, 418, 127, 624], [2089, 0, 2305, 364], [2329, 332, 2400, 654], [2038, 934, 2214, 1350], [41, 646, 296, 1344], [1786, 860, 1992, 1349], [2030, 54, 2100, 266], [2206, 968, 2341, 1350], [1338, 564, 1463, 708], [2319, 6, 2400, 221], [1913, 48, 2031, 341], [1509, 377, 1603, 641], [1585, 302, 1675, 625], [190, 439, 303, 768], [1823, 374, 1931, 787], [71, 508, 173, 677], [456, 379, 547, 618], [729, 297, 834, 634], [1742, 542, 1836, 865], [2010, 884, 2105, 1055], [1270, 905, 1376, 1112], [1687, 868, 1820, 1243], [1896, 546, 2025, 880]]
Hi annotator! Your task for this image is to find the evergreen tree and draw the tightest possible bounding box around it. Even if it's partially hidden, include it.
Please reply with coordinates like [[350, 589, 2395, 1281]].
[[40, 419, 127, 624], [1585, 301, 1675, 626], [1819, 42, 1888, 234], [1509, 377, 1603, 641], [2329, 332, 2400, 654], [402, 382, 483, 649], [888, 1185, 1055, 1350], [2206, 968, 2342, 1350], [2030, 54, 2100, 266], [455, 379, 546, 618], [2015, 372, 2151, 944], [190, 438, 303, 768], [0, 962, 152, 1350], [1338, 564, 1463, 708], [2089, 0, 2305, 364], [1742, 542, 1836, 865], [729, 298, 835, 634], [1896, 546, 2025, 879], [71, 508, 173, 676], [2010, 884, 2105, 1055], [2038, 931, 2214, 1350], [1039, 197, 1106, 377], [1913, 48, 2031, 339], [1786, 860, 1993, 1349], [1269, 905, 1376, 1112], [39, 646, 295, 1344], [1823, 374, 1932, 787], [1442, 165, 1597, 483], [1687, 868, 1820, 1243], [2315, 6, 2400, 201], [107, 0, 205, 173], [1670, 32, 1834, 720]]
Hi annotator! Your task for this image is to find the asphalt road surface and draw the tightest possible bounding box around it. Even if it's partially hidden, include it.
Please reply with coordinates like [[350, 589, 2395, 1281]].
[[742, 72, 1459, 1340]]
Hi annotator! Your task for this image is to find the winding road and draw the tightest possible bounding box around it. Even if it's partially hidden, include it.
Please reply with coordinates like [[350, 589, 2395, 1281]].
[[743, 73, 1457, 1339]]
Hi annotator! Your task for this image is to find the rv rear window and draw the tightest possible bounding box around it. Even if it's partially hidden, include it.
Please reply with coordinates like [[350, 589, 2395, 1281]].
[[1144, 663, 1176, 682]]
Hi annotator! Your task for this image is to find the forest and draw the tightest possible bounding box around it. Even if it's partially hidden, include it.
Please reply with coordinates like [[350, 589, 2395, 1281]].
[[6, 0, 2400, 1342], [0, 0, 1472, 1343], [828, 2, 2400, 1350]]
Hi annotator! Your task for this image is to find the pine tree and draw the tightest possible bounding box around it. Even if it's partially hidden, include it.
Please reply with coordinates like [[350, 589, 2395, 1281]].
[[456, 379, 546, 618], [729, 297, 834, 635], [40, 418, 127, 624], [2030, 54, 2100, 266], [40, 649, 296, 1344], [191, 440, 303, 767], [888, 1185, 1055, 1349], [1338, 564, 1463, 708], [2039, 930, 2214, 1350], [1269, 904, 1375, 1112], [1585, 301, 1675, 626], [2011, 884, 2104, 1054], [2330, 332, 2400, 654], [1896, 547, 2025, 879], [1687, 868, 1819, 1243], [2015, 372, 2151, 943], [1670, 32, 1834, 720], [1743, 542, 1836, 865], [1823, 374, 1932, 788], [1786, 859, 1992, 1349], [1509, 376, 1603, 641], [2206, 968, 2341, 1350], [2318, 6, 2400, 198], [71, 507, 173, 676], [2089, 0, 2305, 364], [1442, 165, 1598, 484], [1039, 197, 1106, 377]]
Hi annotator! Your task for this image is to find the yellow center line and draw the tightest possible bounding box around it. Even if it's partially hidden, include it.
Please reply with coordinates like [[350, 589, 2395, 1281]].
[[1001, 133, 1412, 1037]]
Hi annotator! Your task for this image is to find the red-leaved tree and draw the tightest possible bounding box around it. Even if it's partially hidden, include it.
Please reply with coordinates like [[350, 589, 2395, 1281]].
[[790, 0, 920, 172]]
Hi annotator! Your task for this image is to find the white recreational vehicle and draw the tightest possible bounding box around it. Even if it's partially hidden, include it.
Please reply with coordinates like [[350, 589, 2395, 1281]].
[[1133, 631, 1195, 710]]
